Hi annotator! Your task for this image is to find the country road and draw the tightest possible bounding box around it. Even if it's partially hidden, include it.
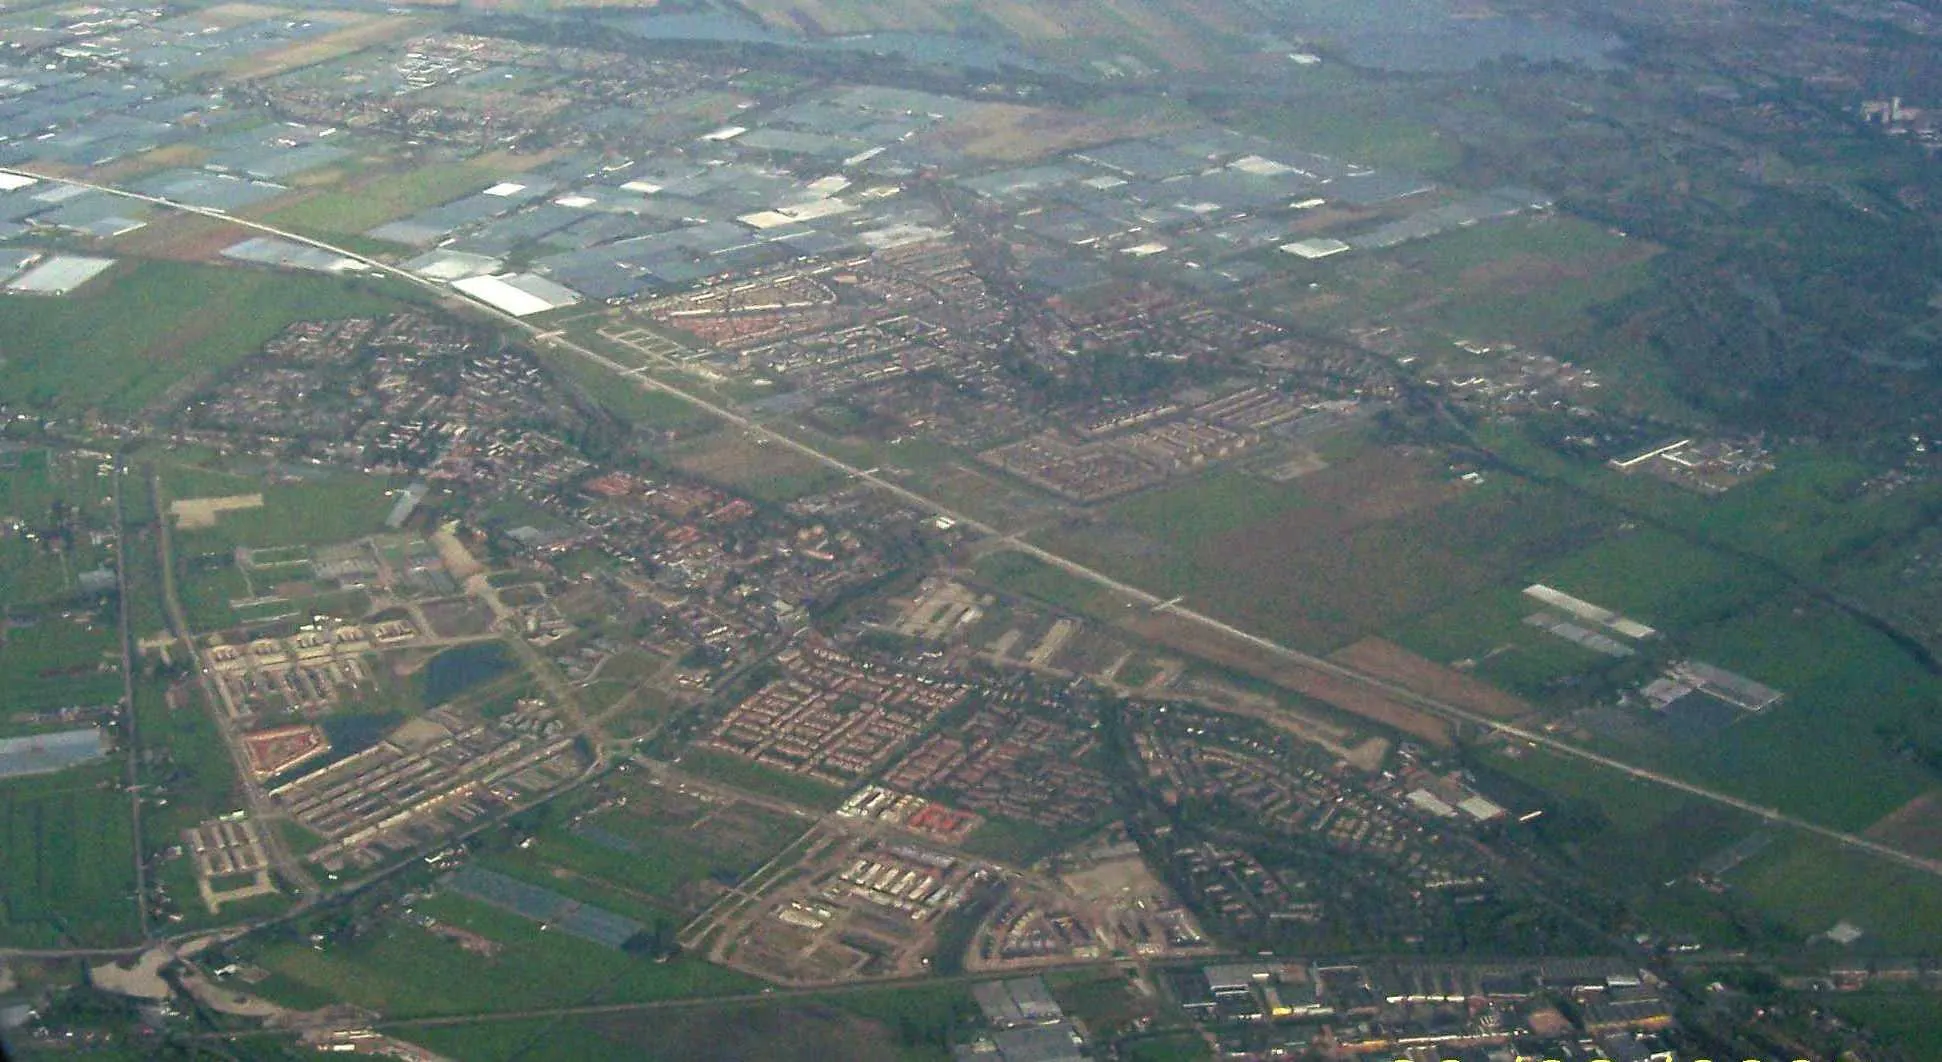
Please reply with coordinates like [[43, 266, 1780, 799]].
[[12, 164, 1941, 889]]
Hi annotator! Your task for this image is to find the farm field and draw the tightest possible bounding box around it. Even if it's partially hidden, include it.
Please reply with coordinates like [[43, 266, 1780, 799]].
[[132, 678, 240, 848], [1637, 599, 1942, 832], [0, 765, 139, 948], [248, 889, 757, 1018], [1039, 453, 1608, 652], [0, 611, 123, 718], [258, 158, 508, 244], [0, 261, 404, 417], [407, 985, 973, 1062], [1482, 425, 1942, 578], [670, 430, 845, 503], [1725, 832, 1942, 954], [1387, 526, 1787, 695]]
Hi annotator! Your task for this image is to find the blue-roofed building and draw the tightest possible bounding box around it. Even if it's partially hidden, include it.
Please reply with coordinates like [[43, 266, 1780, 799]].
[[0, 728, 110, 779]]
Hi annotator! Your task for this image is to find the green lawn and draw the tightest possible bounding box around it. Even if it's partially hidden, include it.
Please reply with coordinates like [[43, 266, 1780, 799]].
[[0, 261, 403, 417]]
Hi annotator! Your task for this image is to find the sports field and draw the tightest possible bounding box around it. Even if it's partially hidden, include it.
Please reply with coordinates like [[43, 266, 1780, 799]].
[[163, 467, 401, 551]]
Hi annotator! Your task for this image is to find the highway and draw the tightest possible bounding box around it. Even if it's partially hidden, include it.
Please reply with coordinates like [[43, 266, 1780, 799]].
[[13, 164, 1942, 889]]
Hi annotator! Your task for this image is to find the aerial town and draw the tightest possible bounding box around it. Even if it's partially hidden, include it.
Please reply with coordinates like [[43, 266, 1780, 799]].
[[2, 0, 1942, 1060]]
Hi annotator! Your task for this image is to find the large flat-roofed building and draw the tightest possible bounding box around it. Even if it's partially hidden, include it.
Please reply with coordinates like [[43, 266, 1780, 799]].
[[451, 272, 582, 317], [5, 254, 115, 295], [0, 728, 109, 778], [972, 976, 1065, 1028]]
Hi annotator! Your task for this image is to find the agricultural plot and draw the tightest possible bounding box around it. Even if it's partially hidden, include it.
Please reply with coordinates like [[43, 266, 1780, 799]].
[[1646, 600, 1942, 832], [0, 766, 139, 948], [410, 990, 970, 1062], [670, 430, 845, 503], [1725, 832, 1942, 954], [259, 159, 508, 244], [1388, 527, 1785, 695], [249, 889, 755, 1018], [0, 612, 123, 718], [132, 678, 240, 848], [1041, 453, 1608, 652], [0, 261, 404, 417]]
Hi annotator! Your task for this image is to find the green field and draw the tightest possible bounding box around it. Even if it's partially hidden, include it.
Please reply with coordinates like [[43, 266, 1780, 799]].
[[960, 816, 1068, 866], [165, 469, 401, 552], [1480, 425, 1942, 579], [0, 766, 139, 947], [0, 611, 123, 716], [1637, 601, 1942, 832], [0, 261, 403, 417], [1823, 991, 1942, 1060], [407, 985, 972, 1062], [971, 550, 1117, 617], [1726, 833, 1942, 954], [1039, 458, 1607, 651], [132, 677, 239, 848], [1388, 526, 1786, 694], [249, 890, 756, 1018], [1216, 75, 1460, 173], [260, 160, 501, 241], [676, 748, 849, 811], [1122, 1031, 1213, 1062]]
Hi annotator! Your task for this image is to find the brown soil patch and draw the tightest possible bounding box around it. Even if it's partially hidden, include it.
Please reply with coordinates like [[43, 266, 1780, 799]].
[[933, 103, 1174, 163], [1457, 253, 1592, 291], [170, 494, 264, 529], [225, 16, 430, 81], [112, 211, 247, 262], [1330, 637, 1531, 721], [85, 143, 208, 185], [1864, 789, 1942, 860], [1122, 612, 1453, 747], [674, 433, 829, 491]]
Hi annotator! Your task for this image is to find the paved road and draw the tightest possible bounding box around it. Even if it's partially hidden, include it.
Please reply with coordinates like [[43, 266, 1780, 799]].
[[16, 165, 1942, 885], [109, 462, 151, 941], [150, 469, 320, 901]]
